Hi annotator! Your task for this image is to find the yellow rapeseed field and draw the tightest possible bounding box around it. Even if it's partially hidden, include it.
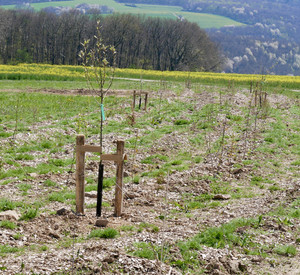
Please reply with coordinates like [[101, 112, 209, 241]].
[[0, 64, 299, 89]]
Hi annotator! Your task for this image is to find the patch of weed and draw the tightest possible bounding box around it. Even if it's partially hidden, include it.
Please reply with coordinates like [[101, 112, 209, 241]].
[[194, 156, 203, 163], [15, 154, 34, 161], [13, 233, 22, 240], [138, 222, 159, 233], [195, 218, 258, 249], [49, 158, 74, 167], [274, 245, 297, 256], [131, 242, 156, 260], [48, 189, 75, 203], [85, 184, 97, 192], [132, 175, 140, 184], [103, 177, 115, 189], [20, 208, 38, 221], [17, 183, 32, 194], [130, 242, 170, 261], [0, 220, 17, 229], [44, 179, 57, 187], [268, 184, 281, 192], [40, 245, 49, 252], [291, 159, 300, 166], [89, 228, 118, 239], [0, 198, 16, 211], [174, 119, 190, 125], [120, 225, 135, 232], [141, 154, 169, 164], [0, 245, 19, 254]]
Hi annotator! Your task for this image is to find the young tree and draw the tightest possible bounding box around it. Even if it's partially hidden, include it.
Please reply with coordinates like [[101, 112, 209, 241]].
[[79, 20, 116, 152], [79, 20, 116, 217]]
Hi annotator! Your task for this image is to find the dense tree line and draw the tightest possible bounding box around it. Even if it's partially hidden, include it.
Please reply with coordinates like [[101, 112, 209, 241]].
[[0, 8, 221, 72]]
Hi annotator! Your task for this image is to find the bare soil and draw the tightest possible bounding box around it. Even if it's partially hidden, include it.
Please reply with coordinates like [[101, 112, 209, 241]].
[[0, 87, 299, 274]]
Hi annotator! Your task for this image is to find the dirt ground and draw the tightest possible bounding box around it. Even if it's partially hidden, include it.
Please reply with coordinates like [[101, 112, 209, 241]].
[[0, 87, 299, 274]]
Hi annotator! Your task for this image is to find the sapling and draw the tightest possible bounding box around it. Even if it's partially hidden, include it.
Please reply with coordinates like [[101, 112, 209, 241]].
[[79, 20, 116, 152], [79, 20, 116, 217], [12, 94, 21, 142], [242, 82, 256, 159]]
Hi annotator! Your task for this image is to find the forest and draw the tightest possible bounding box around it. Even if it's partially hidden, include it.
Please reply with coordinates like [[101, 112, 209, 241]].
[[0, 9, 221, 72], [117, 0, 300, 75]]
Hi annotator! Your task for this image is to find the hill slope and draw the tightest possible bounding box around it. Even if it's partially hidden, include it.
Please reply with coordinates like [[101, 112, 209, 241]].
[[117, 0, 300, 75], [0, 78, 299, 274], [0, 0, 299, 75]]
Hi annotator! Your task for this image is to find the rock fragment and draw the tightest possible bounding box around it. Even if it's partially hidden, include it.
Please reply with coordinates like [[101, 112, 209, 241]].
[[0, 210, 20, 221]]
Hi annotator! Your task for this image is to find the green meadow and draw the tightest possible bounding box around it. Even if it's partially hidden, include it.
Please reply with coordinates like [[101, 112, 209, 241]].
[[1, 0, 245, 29]]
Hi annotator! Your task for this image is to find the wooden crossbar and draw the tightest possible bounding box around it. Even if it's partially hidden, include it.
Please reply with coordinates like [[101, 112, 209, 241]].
[[78, 144, 127, 163]]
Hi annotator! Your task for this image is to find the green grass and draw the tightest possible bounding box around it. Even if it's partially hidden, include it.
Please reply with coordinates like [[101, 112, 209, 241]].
[[194, 218, 257, 249], [127, 216, 280, 272], [44, 179, 57, 187], [131, 242, 157, 260], [89, 228, 118, 239], [17, 183, 32, 193], [178, 11, 245, 28], [40, 245, 49, 252], [130, 242, 169, 260], [20, 208, 39, 221], [0, 245, 20, 255], [138, 222, 159, 233], [0, 91, 99, 128], [120, 225, 135, 232], [0, 198, 16, 211], [13, 233, 22, 240], [48, 189, 75, 203], [15, 153, 34, 161], [269, 199, 300, 219], [274, 245, 297, 256], [0, 220, 17, 229], [141, 154, 169, 164]]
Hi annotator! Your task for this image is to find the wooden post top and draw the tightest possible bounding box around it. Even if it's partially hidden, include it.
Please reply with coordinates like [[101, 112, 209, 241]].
[[76, 135, 85, 144]]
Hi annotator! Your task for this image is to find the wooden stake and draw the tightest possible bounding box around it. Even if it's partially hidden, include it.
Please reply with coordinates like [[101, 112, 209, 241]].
[[144, 92, 148, 111], [114, 140, 124, 217], [133, 90, 136, 109], [76, 135, 85, 214]]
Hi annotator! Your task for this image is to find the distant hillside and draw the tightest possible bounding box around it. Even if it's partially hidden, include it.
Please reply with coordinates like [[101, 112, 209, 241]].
[[0, 0, 69, 4], [1, 0, 299, 75], [188, 0, 300, 75]]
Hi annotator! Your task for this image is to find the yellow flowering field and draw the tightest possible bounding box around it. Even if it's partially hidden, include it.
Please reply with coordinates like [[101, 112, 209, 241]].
[[0, 64, 299, 89], [0, 64, 84, 81]]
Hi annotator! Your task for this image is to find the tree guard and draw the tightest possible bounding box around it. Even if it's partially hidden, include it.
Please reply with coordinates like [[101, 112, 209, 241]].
[[133, 90, 148, 111], [75, 135, 126, 217]]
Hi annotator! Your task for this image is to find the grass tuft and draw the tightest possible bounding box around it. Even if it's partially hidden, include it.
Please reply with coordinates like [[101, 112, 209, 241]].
[[0, 220, 17, 230], [89, 228, 118, 239]]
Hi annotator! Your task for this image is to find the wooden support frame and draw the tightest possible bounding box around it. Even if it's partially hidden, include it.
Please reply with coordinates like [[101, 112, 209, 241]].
[[133, 90, 148, 111], [75, 135, 126, 217]]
